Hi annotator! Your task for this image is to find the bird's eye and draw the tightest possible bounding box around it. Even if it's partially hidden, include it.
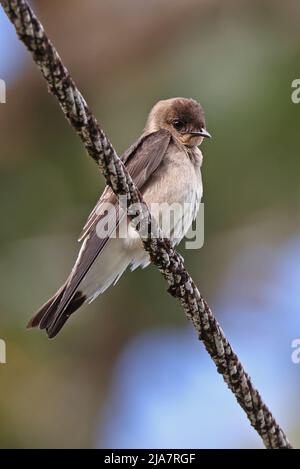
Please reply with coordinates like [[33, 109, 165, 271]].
[[172, 120, 184, 131]]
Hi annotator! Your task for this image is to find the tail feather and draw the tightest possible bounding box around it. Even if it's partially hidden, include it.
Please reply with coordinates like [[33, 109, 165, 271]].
[[39, 286, 67, 330], [27, 300, 52, 329], [46, 291, 86, 339], [27, 285, 86, 338], [27, 285, 66, 330]]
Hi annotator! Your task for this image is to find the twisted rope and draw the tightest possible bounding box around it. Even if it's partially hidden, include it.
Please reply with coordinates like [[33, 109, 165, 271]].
[[1, 0, 292, 449]]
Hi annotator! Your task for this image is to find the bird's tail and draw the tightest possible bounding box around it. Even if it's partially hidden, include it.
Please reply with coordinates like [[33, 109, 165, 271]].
[[27, 283, 85, 338]]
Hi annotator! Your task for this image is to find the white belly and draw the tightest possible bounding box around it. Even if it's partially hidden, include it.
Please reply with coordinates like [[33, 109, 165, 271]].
[[123, 144, 203, 268]]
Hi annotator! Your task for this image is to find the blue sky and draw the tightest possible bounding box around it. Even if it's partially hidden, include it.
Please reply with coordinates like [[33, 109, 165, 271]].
[[0, 7, 26, 81]]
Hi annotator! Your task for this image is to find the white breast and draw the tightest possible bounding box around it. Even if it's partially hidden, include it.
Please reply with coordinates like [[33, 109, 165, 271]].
[[97, 142, 203, 282], [142, 142, 203, 245]]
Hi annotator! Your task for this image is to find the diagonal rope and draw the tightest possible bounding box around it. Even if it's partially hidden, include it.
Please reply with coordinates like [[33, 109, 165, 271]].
[[0, 0, 292, 449]]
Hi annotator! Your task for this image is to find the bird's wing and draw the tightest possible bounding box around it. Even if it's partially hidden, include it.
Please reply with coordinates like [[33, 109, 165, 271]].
[[45, 129, 171, 337], [78, 185, 114, 242], [77, 137, 145, 242], [79, 128, 170, 240]]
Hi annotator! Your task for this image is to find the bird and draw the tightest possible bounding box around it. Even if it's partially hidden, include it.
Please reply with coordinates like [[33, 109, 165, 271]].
[[28, 97, 211, 338]]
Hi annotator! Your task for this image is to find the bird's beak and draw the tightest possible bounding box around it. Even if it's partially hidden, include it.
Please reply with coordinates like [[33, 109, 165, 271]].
[[189, 129, 212, 139], [199, 128, 212, 139]]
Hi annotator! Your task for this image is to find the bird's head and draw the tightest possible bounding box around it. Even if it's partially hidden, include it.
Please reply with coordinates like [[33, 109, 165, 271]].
[[145, 97, 211, 147]]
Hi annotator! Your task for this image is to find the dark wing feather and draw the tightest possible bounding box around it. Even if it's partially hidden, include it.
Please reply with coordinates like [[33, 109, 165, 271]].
[[45, 129, 171, 337], [124, 128, 171, 188], [79, 186, 113, 242], [78, 133, 147, 241], [79, 129, 170, 240], [46, 204, 121, 338]]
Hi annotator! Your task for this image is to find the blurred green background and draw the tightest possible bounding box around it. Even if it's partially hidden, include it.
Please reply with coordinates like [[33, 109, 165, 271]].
[[0, 0, 300, 448]]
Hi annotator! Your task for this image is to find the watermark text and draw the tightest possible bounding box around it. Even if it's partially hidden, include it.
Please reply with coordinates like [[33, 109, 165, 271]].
[[0, 79, 6, 104], [0, 339, 6, 364], [291, 79, 300, 104], [291, 339, 300, 364], [95, 196, 205, 249]]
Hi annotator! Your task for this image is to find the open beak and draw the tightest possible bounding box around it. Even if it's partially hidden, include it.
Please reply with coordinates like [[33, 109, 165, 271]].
[[190, 129, 212, 139]]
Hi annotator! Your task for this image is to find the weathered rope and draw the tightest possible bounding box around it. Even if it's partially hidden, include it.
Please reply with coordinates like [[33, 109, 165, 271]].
[[1, 0, 292, 449]]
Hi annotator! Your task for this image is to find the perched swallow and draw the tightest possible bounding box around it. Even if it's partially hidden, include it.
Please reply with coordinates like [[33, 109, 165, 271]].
[[28, 97, 211, 338]]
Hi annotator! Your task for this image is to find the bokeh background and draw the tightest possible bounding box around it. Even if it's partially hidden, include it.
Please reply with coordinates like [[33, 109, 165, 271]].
[[0, 0, 300, 448]]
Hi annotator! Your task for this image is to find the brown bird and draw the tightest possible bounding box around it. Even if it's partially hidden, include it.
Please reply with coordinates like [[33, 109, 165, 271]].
[[28, 97, 211, 338]]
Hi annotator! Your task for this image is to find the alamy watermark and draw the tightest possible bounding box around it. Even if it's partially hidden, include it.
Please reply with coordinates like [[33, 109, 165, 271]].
[[0, 79, 6, 104], [291, 79, 300, 104], [95, 195, 205, 249], [291, 339, 300, 364], [0, 339, 6, 364]]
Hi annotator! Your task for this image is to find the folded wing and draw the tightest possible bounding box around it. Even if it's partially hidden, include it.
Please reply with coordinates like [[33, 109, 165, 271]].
[[30, 129, 171, 338]]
